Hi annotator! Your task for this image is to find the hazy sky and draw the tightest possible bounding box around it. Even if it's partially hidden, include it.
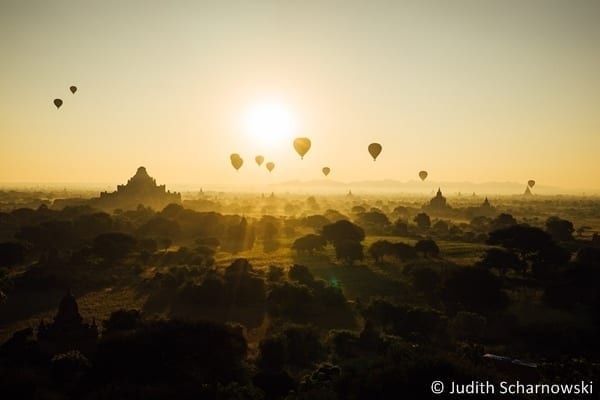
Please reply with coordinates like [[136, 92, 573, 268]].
[[1, 0, 599, 190]]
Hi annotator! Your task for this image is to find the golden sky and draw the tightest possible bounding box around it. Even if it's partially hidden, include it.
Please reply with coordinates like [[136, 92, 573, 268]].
[[1, 0, 599, 191]]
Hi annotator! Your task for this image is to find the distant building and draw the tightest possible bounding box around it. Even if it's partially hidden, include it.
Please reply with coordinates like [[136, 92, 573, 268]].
[[91, 166, 181, 211], [524, 186, 532, 195], [37, 290, 98, 356], [423, 188, 451, 213], [465, 196, 496, 218]]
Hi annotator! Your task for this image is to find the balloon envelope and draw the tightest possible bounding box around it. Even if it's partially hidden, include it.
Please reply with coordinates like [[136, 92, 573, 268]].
[[70, 86, 77, 94], [230, 155, 243, 170], [266, 162, 275, 172], [322, 167, 330, 176], [230, 153, 241, 161], [53, 99, 63, 109], [293, 137, 311, 159], [419, 171, 428, 181], [368, 143, 382, 160], [528, 180, 535, 188], [255, 155, 264, 166]]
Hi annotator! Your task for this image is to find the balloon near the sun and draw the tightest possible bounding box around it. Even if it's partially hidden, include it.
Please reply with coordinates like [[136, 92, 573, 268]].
[[244, 102, 295, 149]]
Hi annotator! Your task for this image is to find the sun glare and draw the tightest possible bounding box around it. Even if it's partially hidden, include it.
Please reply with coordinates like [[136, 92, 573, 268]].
[[244, 101, 295, 149]]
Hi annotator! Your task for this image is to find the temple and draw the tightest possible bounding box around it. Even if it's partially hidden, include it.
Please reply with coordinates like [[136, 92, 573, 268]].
[[37, 290, 98, 356], [423, 188, 451, 213], [465, 196, 496, 218], [91, 166, 181, 211]]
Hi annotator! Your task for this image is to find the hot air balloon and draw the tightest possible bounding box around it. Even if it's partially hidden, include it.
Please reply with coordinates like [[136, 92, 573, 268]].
[[255, 155, 264, 166], [322, 167, 330, 177], [419, 171, 428, 181], [230, 154, 243, 170], [528, 180, 535, 188], [53, 99, 63, 109], [266, 162, 275, 172], [368, 143, 382, 161], [293, 137, 311, 159], [70, 86, 77, 94]]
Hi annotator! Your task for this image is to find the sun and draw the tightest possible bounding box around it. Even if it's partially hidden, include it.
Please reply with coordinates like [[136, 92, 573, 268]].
[[244, 101, 296, 149]]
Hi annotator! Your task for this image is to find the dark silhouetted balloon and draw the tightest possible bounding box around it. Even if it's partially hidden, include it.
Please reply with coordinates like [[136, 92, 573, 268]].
[[368, 143, 382, 161], [266, 162, 275, 172], [293, 137, 311, 159], [230, 154, 243, 170], [528, 180, 535, 188], [322, 167, 330, 176], [255, 155, 264, 166], [419, 171, 428, 181], [70, 86, 77, 94], [53, 99, 63, 109]]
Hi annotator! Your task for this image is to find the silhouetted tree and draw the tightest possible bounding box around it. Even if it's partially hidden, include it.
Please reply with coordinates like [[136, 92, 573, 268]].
[[490, 213, 517, 231], [93, 232, 136, 263], [442, 267, 509, 313], [545, 216, 574, 242], [450, 311, 487, 340], [355, 211, 390, 234], [415, 239, 440, 258], [288, 264, 315, 286], [138, 217, 181, 239], [432, 220, 449, 235], [487, 224, 569, 273], [103, 309, 142, 336], [393, 219, 409, 236], [94, 320, 248, 385], [334, 240, 364, 264], [368, 240, 394, 262], [291, 234, 326, 253], [470, 216, 492, 232], [410, 267, 441, 295], [574, 246, 600, 268], [321, 220, 365, 245], [301, 215, 330, 230], [0, 242, 25, 267], [478, 248, 524, 276], [413, 213, 431, 231], [392, 242, 419, 261]]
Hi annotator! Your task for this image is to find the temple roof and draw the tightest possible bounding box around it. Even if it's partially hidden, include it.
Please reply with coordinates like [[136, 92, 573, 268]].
[[55, 289, 82, 324]]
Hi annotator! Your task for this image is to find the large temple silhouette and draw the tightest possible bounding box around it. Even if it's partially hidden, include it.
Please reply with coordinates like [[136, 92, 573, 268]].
[[37, 290, 98, 356], [422, 188, 452, 213], [91, 166, 181, 211]]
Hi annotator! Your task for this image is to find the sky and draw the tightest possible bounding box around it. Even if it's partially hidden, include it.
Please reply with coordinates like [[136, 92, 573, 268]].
[[1, 0, 599, 191]]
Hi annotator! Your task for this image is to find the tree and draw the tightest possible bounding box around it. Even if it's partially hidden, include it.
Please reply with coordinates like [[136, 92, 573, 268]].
[[334, 240, 364, 264], [291, 234, 326, 253], [93, 232, 137, 263], [413, 213, 431, 231], [392, 242, 418, 260], [393, 219, 409, 236], [470, 216, 492, 232], [355, 211, 390, 234], [432, 220, 449, 235], [137, 217, 181, 239], [545, 216, 574, 242], [288, 264, 315, 286], [301, 215, 330, 230], [103, 309, 142, 336], [478, 248, 524, 276], [368, 240, 394, 262], [487, 224, 569, 273], [415, 239, 440, 258], [490, 213, 517, 231], [410, 267, 441, 295], [321, 220, 365, 245], [442, 267, 509, 313], [0, 242, 25, 267]]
